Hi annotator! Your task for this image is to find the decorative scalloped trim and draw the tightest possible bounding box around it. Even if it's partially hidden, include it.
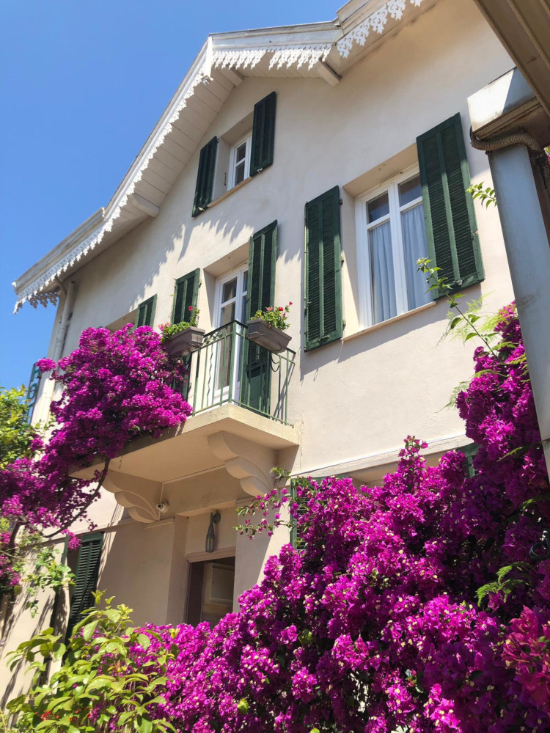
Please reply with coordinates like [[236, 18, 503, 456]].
[[14, 66, 211, 312], [212, 49, 267, 69], [15, 43, 333, 312], [336, 0, 423, 58]]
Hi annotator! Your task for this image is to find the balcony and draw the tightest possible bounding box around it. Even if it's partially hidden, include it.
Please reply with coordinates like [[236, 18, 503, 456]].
[[78, 322, 299, 522], [185, 320, 294, 425]]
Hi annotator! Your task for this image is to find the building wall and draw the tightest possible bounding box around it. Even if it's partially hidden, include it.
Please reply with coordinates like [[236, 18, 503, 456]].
[[3, 0, 517, 697], [57, 0, 513, 478]]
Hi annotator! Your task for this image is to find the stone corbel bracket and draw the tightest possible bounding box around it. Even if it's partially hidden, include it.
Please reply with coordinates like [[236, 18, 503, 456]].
[[207, 432, 275, 496], [103, 470, 162, 523]]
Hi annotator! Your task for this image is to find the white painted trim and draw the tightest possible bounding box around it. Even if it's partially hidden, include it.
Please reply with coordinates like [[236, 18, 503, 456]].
[[343, 300, 436, 341], [228, 133, 252, 190]]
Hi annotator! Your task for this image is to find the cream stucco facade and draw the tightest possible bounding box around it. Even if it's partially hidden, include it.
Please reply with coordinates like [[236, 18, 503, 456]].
[[2, 0, 524, 702]]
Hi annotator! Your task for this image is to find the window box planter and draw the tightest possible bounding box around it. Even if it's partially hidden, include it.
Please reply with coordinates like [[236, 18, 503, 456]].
[[163, 327, 205, 358], [246, 319, 291, 354]]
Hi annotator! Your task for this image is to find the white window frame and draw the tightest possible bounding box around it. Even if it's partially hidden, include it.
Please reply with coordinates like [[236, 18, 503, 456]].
[[228, 134, 252, 190], [210, 264, 248, 403], [355, 165, 426, 329]]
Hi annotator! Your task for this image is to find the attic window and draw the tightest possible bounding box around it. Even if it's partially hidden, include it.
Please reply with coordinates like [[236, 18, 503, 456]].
[[229, 134, 251, 189]]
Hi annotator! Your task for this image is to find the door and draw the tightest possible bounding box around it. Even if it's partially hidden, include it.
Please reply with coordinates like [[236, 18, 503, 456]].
[[213, 267, 248, 405]]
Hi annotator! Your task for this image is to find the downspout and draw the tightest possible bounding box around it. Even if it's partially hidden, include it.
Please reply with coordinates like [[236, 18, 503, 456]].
[[34, 281, 77, 426], [52, 281, 77, 362]]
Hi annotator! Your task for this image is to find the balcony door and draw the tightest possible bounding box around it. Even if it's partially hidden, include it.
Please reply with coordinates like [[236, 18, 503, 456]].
[[213, 267, 248, 403]]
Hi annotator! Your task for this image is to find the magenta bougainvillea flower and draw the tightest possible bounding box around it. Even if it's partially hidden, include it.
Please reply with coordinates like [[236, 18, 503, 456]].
[[3, 306, 550, 731], [79, 304, 549, 733], [0, 324, 192, 588]]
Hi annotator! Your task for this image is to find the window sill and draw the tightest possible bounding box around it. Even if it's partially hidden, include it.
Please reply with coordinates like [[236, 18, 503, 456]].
[[342, 301, 437, 343], [207, 176, 253, 210]]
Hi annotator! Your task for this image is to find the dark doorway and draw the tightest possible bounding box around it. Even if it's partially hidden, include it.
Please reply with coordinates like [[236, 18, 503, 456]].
[[186, 556, 235, 626]]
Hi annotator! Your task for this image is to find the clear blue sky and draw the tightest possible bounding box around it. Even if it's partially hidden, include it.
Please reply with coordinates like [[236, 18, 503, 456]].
[[0, 0, 337, 390]]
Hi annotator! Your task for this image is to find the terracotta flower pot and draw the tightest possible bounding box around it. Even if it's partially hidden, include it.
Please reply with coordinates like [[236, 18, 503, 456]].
[[246, 319, 291, 354], [163, 327, 205, 357]]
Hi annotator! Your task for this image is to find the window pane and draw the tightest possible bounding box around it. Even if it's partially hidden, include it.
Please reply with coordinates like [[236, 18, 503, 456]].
[[242, 270, 248, 293], [399, 175, 422, 207], [235, 161, 245, 185], [367, 192, 390, 223], [368, 221, 397, 324], [222, 279, 237, 303], [401, 203, 431, 310], [221, 302, 236, 325], [236, 142, 246, 163]]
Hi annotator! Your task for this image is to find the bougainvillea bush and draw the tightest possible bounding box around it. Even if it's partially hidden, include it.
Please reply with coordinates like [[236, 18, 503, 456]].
[[0, 325, 192, 592], [8, 304, 550, 731]]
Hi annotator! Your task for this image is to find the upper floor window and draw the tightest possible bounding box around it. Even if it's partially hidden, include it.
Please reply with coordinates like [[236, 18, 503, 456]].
[[356, 169, 431, 327], [192, 92, 277, 217], [229, 134, 251, 189]]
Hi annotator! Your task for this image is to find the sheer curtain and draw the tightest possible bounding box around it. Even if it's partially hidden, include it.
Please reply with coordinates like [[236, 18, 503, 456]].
[[401, 204, 431, 310], [369, 222, 397, 324]]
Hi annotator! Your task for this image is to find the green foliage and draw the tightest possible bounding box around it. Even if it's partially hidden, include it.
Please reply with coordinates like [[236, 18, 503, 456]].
[[159, 307, 200, 342], [23, 545, 75, 617], [417, 258, 498, 358], [466, 182, 497, 208], [0, 386, 41, 468], [476, 562, 533, 606], [252, 303, 291, 331], [6, 593, 176, 733]]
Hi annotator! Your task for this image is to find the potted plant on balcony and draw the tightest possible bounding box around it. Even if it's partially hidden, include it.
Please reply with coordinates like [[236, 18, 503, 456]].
[[160, 307, 205, 357], [246, 303, 292, 354]]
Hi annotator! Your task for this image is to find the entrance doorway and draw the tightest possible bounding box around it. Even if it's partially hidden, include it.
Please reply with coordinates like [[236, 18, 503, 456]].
[[186, 556, 235, 626]]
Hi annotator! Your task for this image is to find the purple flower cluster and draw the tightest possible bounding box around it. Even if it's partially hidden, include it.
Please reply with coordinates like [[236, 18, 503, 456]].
[[0, 325, 192, 586], [105, 304, 547, 732]]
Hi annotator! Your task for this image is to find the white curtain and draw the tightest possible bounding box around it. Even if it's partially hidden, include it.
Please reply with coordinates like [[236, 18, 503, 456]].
[[369, 222, 397, 324], [401, 204, 431, 310]]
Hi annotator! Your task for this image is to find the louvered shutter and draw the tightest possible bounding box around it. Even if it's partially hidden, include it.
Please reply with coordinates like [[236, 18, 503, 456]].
[[305, 186, 343, 351], [136, 295, 157, 327], [241, 221, 278, 414], [246, 221, 278, 318], [192, 137, 218, 217], [173, 269, 200, 324], [417, 114, 484, 297], [66, 533, 103, 640], [459, 443, 479, 478], [250, 92, 276, 177]]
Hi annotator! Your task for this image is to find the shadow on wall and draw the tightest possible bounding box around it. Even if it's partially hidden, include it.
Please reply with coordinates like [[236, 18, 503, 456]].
[[300, 283, 484, 380], [0, 586, 69, 709]]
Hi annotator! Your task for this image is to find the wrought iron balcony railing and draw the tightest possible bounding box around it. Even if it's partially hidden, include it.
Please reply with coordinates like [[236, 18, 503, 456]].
[[182, 320, 295, 426]]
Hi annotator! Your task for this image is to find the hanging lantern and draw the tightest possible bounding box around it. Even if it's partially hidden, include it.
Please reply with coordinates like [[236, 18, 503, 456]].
[[205, 511, 221, 553]]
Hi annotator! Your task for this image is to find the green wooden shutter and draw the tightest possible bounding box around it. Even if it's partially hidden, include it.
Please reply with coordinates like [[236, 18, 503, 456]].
[[136, 295, 157, 327], [459, 442, 478, 478], [242, 221, 278, 415], [305, 186, 343, 351], [417, 114, 484, 296], [192, 136, 218, 217], [246, 221, 278, 318], [66, 532, 103, 639], [250, 92, 276, 177], [173, 269, 200, 324]]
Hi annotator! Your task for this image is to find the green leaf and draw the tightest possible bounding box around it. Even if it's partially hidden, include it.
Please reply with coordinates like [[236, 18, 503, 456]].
[[237, 699, 249, 713], [137, 633, 151, 650], [82, 620, 99, 642], [137, 717, 153, 733]]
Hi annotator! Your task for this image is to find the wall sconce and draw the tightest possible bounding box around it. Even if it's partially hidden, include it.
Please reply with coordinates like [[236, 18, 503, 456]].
[[205, 511, 221, 553]]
